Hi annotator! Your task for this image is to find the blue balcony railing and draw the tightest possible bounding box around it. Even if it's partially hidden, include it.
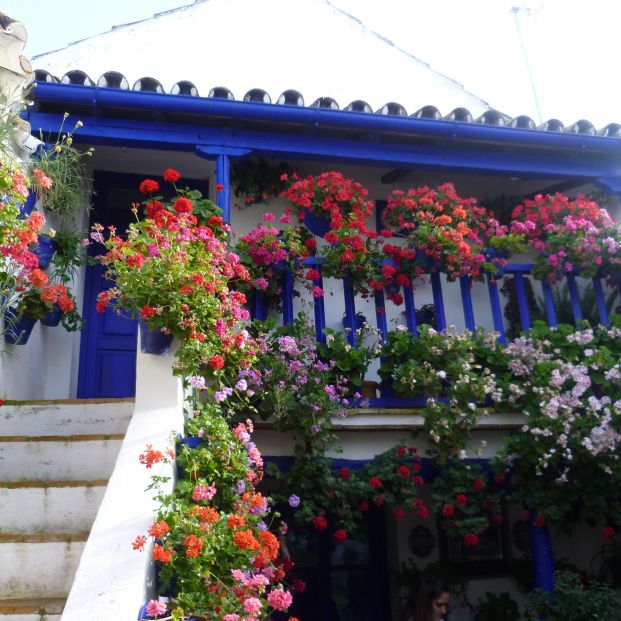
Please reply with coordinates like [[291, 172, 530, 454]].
[[248, 257, 620, 408]]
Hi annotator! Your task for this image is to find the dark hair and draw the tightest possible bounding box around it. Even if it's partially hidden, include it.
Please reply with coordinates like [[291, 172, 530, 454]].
[[401, 575, 451, 621]]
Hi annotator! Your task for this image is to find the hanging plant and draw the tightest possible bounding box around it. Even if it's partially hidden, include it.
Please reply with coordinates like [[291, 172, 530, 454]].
[[231, 157, 295, 206]]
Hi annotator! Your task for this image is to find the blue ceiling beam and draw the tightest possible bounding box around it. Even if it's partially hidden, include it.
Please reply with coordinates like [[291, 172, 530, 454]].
[[31, 82, 621, 156], [27, 110, 620, 180]]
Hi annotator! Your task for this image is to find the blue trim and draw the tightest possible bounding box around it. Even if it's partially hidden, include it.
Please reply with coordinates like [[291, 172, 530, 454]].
[[27, 110, 621, 178]]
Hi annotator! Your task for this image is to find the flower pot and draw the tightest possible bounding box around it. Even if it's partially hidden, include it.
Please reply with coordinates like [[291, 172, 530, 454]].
[[18, 189, 38, 219], [138, 319, 174, 355], [303, 208, 331, 237], [29, 235, 58, 269], [40, 304, 62, 327], [360, 380, 378, 399], [4, 308, 37, 345]]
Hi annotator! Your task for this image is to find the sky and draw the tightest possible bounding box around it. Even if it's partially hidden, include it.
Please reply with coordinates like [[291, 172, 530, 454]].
[[4, 0, 621, 127]]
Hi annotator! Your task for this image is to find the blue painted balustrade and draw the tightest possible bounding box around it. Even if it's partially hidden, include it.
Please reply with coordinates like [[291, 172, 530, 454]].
[[247, 257, 618, 411]]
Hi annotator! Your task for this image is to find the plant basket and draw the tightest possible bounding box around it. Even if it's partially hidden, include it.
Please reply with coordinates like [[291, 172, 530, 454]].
[[138, 319, 174, 355]]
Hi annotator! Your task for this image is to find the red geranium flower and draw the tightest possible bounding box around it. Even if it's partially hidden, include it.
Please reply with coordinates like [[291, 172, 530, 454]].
[[312, 516, 328, 531], [455, 494, 468, 507], [464, 532, 479, 548], [602, 526, 616, 540], [369, 476, 383, 489], [173, 197, 193, 214], [442, 504, 455, 517], [208, 355, 224, 370], [139, 179, 159, 194], [333, 529, 348, 544], [163, 168, 181, 183]]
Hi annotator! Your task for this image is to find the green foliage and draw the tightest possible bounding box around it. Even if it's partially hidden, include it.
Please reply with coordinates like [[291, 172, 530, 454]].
[[525, 570, 620, 621], [231, 157, 294, 204], [474, 592, 520, 621]]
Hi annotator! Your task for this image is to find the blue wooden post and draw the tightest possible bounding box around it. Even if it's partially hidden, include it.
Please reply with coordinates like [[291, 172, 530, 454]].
[[374, 290, 391, 397], [403, 285, 418, 335], [541, 280, 558, 328], [215, 154, 231, 223], [565, 273, 583, 324], [592, 278, 609, 326], [487, 275, 507, 344], [513, 273, 532, 331], [282, 268, 294, 325], [249, 291, 268, 321], [528, 511, 555, 592], [430, 273, 447, 331], [342, 277, 357, 345], [313, 268, 327, 343], [459, 276, 476, 332]]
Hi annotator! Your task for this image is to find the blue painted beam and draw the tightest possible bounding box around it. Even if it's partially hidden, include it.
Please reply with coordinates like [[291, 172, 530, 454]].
[[31, 82, 621, 156], [282, 270, 295, 325], [25, 111, 621, 180]]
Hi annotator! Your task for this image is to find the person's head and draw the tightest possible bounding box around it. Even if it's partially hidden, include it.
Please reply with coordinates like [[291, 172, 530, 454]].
[[412, 576, 451, 621]]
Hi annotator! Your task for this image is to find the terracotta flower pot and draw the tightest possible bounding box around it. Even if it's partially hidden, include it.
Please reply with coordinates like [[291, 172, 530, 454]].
[[360, 380, 378, 399]]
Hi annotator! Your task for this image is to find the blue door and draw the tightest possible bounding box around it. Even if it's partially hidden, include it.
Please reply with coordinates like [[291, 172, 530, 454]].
[[77, 171, 208, 398]]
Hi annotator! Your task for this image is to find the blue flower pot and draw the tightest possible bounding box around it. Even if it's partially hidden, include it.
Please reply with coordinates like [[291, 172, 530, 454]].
[[303, 208, 331, 237], [18, 189, 38, 219], [177, 435, 205, 449], [138, 319, 174, 355], [4, 308, 37, 345], [41, 304, 62, 327], [30, 235, 58, 269]]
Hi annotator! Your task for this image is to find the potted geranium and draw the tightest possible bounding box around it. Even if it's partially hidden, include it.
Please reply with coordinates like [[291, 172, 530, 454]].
[[231, 212, 307, 315], [94, 170, 258, 380], [281, 172, 385, 295], [509, 192, 621, 281]]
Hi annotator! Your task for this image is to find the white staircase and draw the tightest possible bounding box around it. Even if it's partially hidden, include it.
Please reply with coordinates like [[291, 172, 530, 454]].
[[0, 400, 133, 621]]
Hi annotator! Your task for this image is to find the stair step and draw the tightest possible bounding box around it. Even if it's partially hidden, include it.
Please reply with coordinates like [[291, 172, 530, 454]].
[[1, 481, 106, 536], [0, 597, 64, 620], [0, 437, 123, 481], [1, 400, 133, 437], [0, 541, 85, 599]]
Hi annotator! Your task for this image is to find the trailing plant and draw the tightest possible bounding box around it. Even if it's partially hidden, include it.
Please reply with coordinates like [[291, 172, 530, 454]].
[[267, 444, 428, 539], [492, 318, 621, 532], [231, 157, 294, 205], [29, 114, 93, 225], [238, 315, 352, 455]]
